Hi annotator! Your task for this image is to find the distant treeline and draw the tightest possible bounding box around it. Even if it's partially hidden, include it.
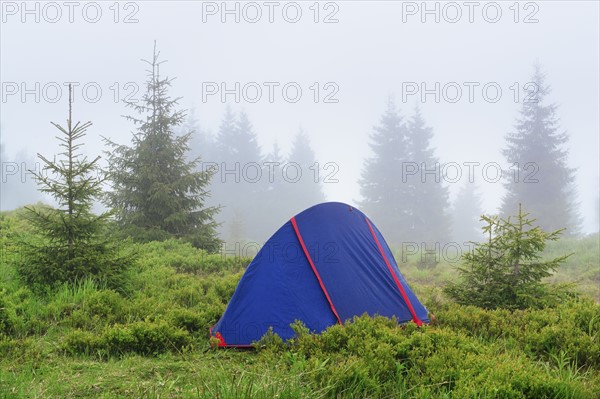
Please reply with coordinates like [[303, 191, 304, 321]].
[[0, 45, 581, 251]]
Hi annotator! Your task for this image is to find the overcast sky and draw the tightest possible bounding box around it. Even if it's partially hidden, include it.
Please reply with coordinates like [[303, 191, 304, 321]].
[[1, 0, 599, 232]]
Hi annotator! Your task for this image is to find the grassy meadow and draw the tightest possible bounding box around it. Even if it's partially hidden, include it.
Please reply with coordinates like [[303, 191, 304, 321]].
[[1, 208, 599, 398]]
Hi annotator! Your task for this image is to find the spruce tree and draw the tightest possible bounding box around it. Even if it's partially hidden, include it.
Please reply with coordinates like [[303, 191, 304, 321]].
[[265, 141, 283, 173], [359, 99, 411, 245], [18, 85, 131, 291], [254, 141, 288, 241], [208, 107, 237, 241], [235, 112, 263, 165], [405, 107, 451, 244], [452, 182, 484, 244], [444, 204, 570, 310], [213, 106, 237, 162], [181, 108, 214, 166], [263, 140, 285, 203], [501, 65, 580, 234], [104, 43, 221, 251], [213, 108, 262, 170], [285, 129, 326, 214], [211, 108, 264, 243], [228, 208, 247, 245]]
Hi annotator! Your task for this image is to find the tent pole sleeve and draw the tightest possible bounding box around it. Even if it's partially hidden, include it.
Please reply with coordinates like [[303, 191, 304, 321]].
[[364, 217, 423, 327], [290, 217, 343, 325]]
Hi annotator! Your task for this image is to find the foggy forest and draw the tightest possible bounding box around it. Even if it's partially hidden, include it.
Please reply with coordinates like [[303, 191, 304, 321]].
[[1, 1, 599, 398]]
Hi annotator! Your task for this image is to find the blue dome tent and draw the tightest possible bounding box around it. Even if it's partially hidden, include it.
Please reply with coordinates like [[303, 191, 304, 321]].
[[210, 202, 429, 347]]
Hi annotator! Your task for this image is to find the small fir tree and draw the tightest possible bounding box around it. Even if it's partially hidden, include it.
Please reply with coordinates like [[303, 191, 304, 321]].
[[444, 204, 571, 310], [18, 85, 132, 291]]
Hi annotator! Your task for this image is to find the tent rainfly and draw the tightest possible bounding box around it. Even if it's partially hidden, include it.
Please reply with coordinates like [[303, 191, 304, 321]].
[[210, 202, 429, 347]]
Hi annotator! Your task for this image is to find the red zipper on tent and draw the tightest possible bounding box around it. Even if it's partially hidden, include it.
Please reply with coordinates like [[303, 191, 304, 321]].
[[364, 217, 423, 327], [290, 217, 343, 325]]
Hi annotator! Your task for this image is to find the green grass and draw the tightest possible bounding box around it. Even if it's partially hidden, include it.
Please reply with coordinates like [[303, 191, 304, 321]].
[[0, 351, 316, 398], [543, 234, 600, 301], [1, 209, 599, 398]]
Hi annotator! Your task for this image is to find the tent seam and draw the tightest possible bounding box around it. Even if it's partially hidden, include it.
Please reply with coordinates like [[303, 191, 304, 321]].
[[290, 216, 343, 325], [364, 217, 423, 327]]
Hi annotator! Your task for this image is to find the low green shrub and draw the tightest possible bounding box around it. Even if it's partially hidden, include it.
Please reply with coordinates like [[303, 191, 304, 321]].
[[63, 329, 101, 356], [70, 289, 129, 330], [84, 290, 127, 321], [126, 295, 165, 322], [171, 285, 201, 308], [63, 320, 192, 357], [435, 299, 600, 369], [253, 327, 285, 352], [169, 308, 205, 334], [106, 320, 193, 356], [256, 315, 598, 398], [0, 289, 17, 336], [0, 335, 42, 365], [133, 239, 250, 276]]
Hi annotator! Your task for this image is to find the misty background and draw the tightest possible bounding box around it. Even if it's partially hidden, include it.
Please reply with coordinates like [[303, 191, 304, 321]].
[[1, 1, 599, 247]]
